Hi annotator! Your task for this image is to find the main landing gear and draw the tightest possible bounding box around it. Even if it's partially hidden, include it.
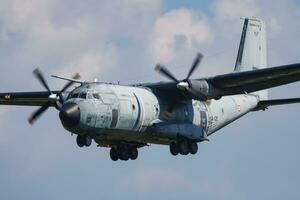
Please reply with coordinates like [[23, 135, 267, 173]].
[[109, 144, 139, 161], [76, 135, 92, 147], [169, 139, 198, 156]]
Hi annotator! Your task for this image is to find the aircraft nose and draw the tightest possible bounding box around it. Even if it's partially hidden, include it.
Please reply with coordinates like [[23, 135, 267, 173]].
[[59, 102, 80, 127]]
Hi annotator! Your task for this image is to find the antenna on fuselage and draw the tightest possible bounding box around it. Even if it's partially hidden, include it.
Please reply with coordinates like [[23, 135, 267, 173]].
[[51, 75, 84, 84]]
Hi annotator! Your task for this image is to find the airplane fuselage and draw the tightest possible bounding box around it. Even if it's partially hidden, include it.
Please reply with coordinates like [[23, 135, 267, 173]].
[[60, 83, 259, 147]]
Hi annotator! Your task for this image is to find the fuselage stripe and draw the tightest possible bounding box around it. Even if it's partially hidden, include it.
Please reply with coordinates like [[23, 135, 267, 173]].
[[132, 93, 141, 131]]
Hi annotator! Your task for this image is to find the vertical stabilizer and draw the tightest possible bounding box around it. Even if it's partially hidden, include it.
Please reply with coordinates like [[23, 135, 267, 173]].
[[235, 18, 268, 100]]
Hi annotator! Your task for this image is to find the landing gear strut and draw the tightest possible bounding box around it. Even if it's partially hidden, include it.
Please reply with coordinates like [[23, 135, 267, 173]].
[[109, 144, 139, 161], [169, 139, 198, 156], [76, 135, 92, 147]]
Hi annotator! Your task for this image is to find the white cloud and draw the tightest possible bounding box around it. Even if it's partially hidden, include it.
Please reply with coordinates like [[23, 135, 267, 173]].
[[148, 9, 213, 64], [212, 0, 260, 22], [210, 0, 300, 66], [0, 0, 52, 29], [57, 47, 118, 82]]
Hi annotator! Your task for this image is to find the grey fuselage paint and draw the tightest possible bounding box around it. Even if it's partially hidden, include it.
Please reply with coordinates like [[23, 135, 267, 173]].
[[61, 83, 259, 146]]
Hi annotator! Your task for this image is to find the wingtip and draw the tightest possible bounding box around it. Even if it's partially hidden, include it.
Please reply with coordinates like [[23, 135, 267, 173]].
[[155, 64, 162, 71], [33, 68, 40, 75], [28, 118, 35, 125], [73, 73, 81, 80]]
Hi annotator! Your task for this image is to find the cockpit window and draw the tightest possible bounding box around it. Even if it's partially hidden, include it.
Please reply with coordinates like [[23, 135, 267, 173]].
[[79, 93, 87, 99], [68, 92, 79, 99], [68, 91, 102, 101]]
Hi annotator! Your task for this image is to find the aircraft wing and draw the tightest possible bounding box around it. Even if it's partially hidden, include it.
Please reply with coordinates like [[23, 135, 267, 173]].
[[145, 63, 300, 100], [0, 91, 59, 106], [209, 63, 300, 95], [253, 97, 300, 111]]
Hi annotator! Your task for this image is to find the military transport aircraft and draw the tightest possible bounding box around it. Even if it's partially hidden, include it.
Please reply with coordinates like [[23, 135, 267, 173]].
[[1, 18, 300, 161]]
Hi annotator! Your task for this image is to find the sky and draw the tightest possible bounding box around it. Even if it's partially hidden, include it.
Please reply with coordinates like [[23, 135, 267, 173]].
[[1, 0, 300, 199]]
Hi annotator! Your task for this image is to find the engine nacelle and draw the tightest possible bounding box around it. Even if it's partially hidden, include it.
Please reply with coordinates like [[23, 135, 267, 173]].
[[187, 80, 220, 100]]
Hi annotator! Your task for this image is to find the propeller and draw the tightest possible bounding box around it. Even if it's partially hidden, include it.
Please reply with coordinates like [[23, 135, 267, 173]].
[[155, 53, 204, 120], [28, 68, 80, 125], [186, 52, 203, 80], [155, 52, 203, 90], [155, 64, 179, 83]]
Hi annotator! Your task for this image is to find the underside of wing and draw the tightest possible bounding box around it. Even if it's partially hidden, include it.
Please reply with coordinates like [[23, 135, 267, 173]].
[[0, 91, 59, 106]]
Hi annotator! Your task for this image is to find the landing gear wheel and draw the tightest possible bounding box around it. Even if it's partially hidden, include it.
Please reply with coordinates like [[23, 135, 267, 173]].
[[85, 136, 92, 147], [118, 146, 129, 161], [179, 140, 189, 155], [189, 141, 198, 155], [170, 142, 178, 156], [129, 148, 138, 160], [76, 135, 85, 147], [110, 148, 118, 161], [120, 151, 129, 161]]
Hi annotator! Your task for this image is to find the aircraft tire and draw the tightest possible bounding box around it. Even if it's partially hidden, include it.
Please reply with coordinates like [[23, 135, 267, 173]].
[[120, 151, 129, 161], [110, 148, 119, 161], [118, 146, 130, 161], [76, 135, 85, 147], [129, 147, 138, 160], [85, 136, 92, 147], [189, 141, 198, 155], [178, 140, 189, 155], [170, 142, 178, 156]]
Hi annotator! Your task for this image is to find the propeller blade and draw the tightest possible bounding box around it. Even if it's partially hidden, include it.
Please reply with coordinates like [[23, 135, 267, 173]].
[[33, 68, 51, 93], [186, 53, 203, 79], [155, 64, 179, 83], [28, 103, 50, 125], [57, 73, 81, 95]]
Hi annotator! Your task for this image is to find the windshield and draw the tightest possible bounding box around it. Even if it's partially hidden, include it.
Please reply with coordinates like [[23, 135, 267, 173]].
[[68, 92, 79, 99], [68, 90, 102, 101], [68, 91, 87, 99], [79, 93, 87, 99]]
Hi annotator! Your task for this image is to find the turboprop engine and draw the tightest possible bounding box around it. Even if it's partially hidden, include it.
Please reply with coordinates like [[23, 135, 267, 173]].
[[177, 79, 220, 100], [155, 53, 221, 101]]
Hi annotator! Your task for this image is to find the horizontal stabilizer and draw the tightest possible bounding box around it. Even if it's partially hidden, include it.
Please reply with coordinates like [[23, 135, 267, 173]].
[[253, 97, 300, 111]]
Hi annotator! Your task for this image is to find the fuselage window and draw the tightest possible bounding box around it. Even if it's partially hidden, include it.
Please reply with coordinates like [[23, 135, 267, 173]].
[[93, 93, 100, 99], [87, 93, 93, 99]]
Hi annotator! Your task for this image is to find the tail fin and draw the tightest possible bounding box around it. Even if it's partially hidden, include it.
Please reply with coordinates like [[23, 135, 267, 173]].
[[235, 17, 268, 100]]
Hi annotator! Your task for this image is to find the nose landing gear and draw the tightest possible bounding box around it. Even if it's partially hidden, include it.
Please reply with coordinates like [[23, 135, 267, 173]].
[[76, 135, 92, 147]]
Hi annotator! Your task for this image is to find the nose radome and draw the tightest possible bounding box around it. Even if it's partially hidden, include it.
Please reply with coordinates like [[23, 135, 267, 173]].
[[59, 102, 80, 127]]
